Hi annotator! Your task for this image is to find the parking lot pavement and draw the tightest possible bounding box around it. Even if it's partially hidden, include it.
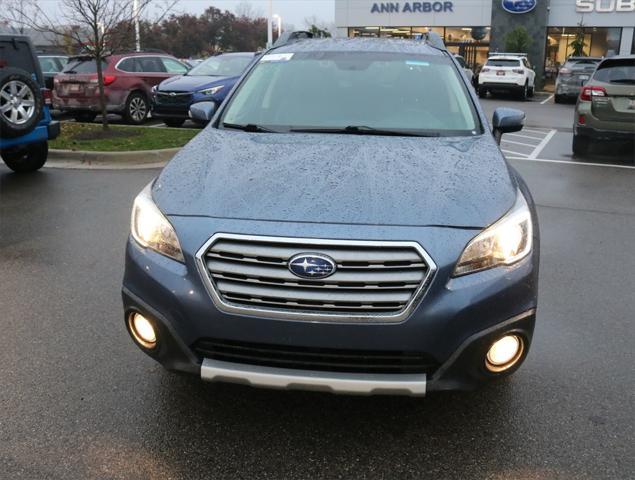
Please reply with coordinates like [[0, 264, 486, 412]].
[[1, 160, 634, 479]]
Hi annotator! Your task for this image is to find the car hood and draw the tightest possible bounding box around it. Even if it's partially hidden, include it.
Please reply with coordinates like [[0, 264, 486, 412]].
[[158, 75, 233, 92], [154, 129, 516, 228]]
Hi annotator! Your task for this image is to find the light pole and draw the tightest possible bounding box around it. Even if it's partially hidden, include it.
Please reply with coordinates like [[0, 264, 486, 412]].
[[267, 0, 273, 48], [272, 14, 282, 40], [133, 0, 141, 52]]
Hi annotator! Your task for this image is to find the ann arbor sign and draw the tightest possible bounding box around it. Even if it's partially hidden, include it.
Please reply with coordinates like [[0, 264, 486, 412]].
[[370, 2, 455, 13]]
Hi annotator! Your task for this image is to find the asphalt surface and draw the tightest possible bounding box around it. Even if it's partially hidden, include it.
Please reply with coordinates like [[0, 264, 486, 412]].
[[2, 99, 634, 479]]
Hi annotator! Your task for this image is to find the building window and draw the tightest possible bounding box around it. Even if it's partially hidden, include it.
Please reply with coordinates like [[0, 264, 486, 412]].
[[545, 27, 622, 82]]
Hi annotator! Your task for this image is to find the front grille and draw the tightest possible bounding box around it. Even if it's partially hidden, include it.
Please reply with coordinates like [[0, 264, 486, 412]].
[[196, 234, 436, 322], [155, 91, 192, 105], [193, 338, 439, 374]]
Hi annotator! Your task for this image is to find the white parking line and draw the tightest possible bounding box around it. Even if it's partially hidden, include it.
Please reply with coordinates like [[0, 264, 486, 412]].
[[528, 129, 557, 159], [506, 132, 546, 141], [522, 128, 551, 134], [501, 149, 529, 157], [540, 94, 554, 105], [150, 123, 167, 128], [501, 138, 540, 148], [507, 157, 635, 170]]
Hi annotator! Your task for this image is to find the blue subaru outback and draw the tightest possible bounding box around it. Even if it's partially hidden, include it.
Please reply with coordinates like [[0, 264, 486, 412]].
[[0, 35, 60, 173], [123, 34, 539, 396]]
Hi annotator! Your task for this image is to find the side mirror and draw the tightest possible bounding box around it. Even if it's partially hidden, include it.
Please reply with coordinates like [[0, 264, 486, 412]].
[[189, 101, 216, 123], [492, 107, 525, 144]]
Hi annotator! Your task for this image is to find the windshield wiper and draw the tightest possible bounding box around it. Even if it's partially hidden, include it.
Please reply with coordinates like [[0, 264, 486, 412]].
[[290, 125, 440, 137], [222, 122, 281, 133]]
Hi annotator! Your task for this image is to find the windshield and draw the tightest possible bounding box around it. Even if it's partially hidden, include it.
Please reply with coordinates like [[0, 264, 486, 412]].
[[486, 58, 521, 67], [188, 55, 252, 77], [221, 51, 480, 137]]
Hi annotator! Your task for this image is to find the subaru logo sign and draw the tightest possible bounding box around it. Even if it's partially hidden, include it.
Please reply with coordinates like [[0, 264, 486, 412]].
[[288, 254, 337, 279], [502, 0, 537, 14]]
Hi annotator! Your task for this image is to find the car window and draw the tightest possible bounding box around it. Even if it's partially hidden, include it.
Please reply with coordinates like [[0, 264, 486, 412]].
[[162, 58, 188, 74], [63, 58, 108, 73], [222, 51, 480, 136], [486, 59, 521, 67], [593, 58, 635, 84], [455, 56, 466, 68], [0, 38, 42, 84], [39, 57, 62, 73], [188, 55, 253, 77], [117, 57, 138, 72], [136, 57, 166, 73]]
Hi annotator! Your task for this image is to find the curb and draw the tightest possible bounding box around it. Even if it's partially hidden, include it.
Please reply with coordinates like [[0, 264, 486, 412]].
[[48, 147, 181, 165]]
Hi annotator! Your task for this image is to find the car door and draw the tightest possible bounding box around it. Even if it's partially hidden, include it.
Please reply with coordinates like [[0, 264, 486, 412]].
[[135, 56, 168, 94]]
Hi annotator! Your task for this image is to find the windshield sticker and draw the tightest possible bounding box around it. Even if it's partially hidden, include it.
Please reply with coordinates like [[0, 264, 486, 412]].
[[406, 60, 430, 66], [261, 53, 294, 63]]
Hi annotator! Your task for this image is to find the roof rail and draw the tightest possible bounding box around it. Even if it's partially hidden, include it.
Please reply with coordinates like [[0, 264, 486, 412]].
[[272, 30, 314, 48], [489, 52, 528, 57]]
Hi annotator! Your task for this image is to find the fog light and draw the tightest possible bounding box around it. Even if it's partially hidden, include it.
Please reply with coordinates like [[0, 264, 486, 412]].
[[485, 334, 524, 373], [128, 313, 157, 349]]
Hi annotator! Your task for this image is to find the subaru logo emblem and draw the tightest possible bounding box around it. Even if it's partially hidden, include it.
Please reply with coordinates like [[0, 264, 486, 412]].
[[169, 92, 176, 97], [288, 254, 337, 279], [502, 0, 537, 14]]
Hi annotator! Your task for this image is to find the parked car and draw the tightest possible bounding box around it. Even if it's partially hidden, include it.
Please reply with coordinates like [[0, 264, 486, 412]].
[[123, 35, 539, 396], [453, 54, 474, 85], [572, 55, 635, 156], [151, 52, 257, 127], [555, 57, 602, 103], [37, 55, 69, 90], [0, 35, 59, 173], [478, 53, 536, 100], [53, 52, 189, 124]]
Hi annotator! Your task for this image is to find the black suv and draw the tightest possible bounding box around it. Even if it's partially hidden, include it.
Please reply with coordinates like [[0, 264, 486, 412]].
[[0, 35, 60, 172]]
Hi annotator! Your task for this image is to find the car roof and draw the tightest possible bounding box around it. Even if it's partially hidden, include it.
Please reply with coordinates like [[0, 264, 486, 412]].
[[272, 38, 445, 57], [217, 52, 256, 57], [487, 56, 522, 60]]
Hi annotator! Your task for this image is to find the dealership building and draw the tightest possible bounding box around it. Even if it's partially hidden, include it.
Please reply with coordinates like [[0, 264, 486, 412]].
[[335, 0, 635, 87]]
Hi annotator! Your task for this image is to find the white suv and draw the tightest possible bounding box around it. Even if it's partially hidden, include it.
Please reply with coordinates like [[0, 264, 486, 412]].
[[478, 54, 536, 100]]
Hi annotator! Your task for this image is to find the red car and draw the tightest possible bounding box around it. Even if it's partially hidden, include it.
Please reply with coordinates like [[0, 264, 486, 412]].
[[54, 52, 189, 124]]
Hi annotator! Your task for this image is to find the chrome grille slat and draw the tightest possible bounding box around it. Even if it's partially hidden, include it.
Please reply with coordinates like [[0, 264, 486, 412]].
[[207, 258, 425, 284], [211, 274, 419, 290], [196, 234, 436, 323]]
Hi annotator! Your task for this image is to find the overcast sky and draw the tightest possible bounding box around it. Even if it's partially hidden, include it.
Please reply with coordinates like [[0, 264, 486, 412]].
[[36, 0, 336, 30]]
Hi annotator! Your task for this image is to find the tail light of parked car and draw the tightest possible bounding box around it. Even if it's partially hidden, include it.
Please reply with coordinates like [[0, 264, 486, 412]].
[[481, 67, 490, 73], [88, 74, 117, 86], [42, 88, 52, 106], [580, 86, 606, 102], [513, 69, 524, 74]]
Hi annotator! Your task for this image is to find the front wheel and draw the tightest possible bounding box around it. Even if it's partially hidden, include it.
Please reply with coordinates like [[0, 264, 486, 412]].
[[123, 92, 149, 125], [519, 82, 528, 101], [478, 87, 487, 98], [163, 118, 185, 128], [1, 142, 48, 173], [528, 85, 535, 97]]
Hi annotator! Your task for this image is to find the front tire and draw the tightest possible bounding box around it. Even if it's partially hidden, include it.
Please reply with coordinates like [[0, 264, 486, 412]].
[[1, 142, 48, 173], [478, 87, 487, 98], [519, 82, 528, 101], [554, 94, 563, 104], [572, 135, 590, 157], [123, 92, 149, 125], [163, 118, 185, 128]]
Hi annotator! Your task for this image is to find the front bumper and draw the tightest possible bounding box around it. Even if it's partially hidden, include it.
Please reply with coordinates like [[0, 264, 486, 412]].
[[122, 216, 539, 394]]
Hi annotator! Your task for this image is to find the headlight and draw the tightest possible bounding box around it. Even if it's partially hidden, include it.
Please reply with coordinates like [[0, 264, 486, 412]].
[[198, 85, 224, 96], [453, 190, 532, 277], [130, 183, 184, 262]]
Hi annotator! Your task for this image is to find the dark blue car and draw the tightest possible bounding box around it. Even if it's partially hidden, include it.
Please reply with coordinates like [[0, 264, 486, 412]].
[[151, 52, 258, 127], [124, 36, 539, 396]]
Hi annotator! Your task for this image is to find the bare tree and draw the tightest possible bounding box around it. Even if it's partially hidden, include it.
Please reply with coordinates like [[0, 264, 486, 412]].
[[234, 1, 263, 20], [3, 0, 174, 130], [1, 0, 38, 34]]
